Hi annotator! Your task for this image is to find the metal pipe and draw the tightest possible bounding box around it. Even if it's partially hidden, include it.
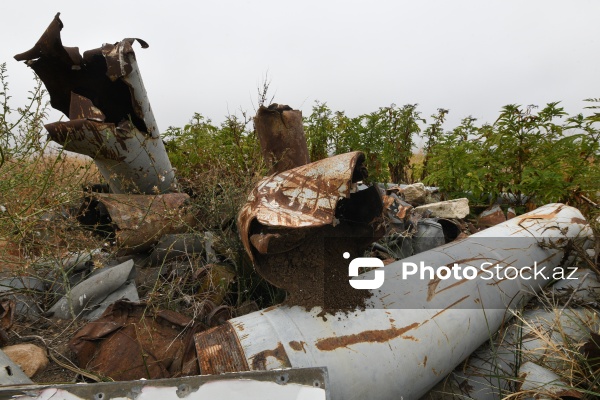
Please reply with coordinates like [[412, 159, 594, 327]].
[[196, 204, 592, 400], [422, 267, 600, 399], [14, 14, 176, 194], [517, 362, 582, 399], [423, 307, 599, 399]]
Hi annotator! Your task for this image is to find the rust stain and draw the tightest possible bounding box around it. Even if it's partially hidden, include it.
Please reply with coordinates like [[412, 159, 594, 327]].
[[288, 340, 307, 353], [427, 276, 442, 302], [423, 356, 427, 368], [233, 322, 245, 332], [315, 322, 419, 351], [402, 335, 419, 341], [426, 259, 492, 301], [431, 295, 470, 319], [571, 217, 587, 225], [517, 205, 563, 221], [69, 92, 105, 121], [427, 277, 470, 301], [249, 342, 291, 370]]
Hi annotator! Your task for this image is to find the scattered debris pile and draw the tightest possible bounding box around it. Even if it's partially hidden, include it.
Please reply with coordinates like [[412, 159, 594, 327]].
[[1, 13, 598, 400]]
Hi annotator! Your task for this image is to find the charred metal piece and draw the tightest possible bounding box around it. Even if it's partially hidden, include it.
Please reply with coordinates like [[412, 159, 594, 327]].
[[15, 13, 175, 194]]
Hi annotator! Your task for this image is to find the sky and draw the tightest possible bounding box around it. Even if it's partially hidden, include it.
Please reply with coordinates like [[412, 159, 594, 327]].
[[2, 0, 600, 142]]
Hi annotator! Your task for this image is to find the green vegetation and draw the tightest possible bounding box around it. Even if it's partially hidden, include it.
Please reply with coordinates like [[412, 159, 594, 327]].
[[301, 100, 599, 207]]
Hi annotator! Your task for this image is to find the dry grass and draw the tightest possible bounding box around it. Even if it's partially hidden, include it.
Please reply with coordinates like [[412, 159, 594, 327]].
[[0, 150, 102, 270]]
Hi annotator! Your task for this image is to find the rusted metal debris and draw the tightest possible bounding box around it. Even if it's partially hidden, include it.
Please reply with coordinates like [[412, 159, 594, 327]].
[[197, 204, 592, 400], [254, 103, 310, 174], [238, 151, 374, 259], [14, 13, 175, 194], [78, 193, 196, 255], [69, 300, 202, 381], [237, 151, 383, 309]]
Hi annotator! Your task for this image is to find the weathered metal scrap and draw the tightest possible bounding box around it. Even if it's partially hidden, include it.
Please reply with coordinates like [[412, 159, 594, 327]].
[[254, 103, 310, 174], [0, 278, 43, 321], [14, 13, 175, 194], [148, 233, 208, 266], [198, 204, 591, 400], [48, 259, 135, 319], [69, 300, 202, 381], [78, 193, 196, 255], [0, 368, 328, 399], [423, 307, 599, 399], [0, 348, 32, 386], [237, 151, 383, 308], [238, 151, 370, 240], [517, 362, 582, 399]]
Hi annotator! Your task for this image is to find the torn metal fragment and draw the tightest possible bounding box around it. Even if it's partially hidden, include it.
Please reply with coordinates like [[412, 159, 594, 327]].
[[78, 193, 196, 255], [69, 300, 202, 381], [48, 259, 134, 319], [254, 103, 310, 174], [14, 13, 175, 194], [238, 151, 377, 259], [237, 151, 383, 309]]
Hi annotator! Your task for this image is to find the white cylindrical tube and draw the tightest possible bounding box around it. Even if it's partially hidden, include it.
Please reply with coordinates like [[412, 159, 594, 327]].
[[196, 204, 591, 400]]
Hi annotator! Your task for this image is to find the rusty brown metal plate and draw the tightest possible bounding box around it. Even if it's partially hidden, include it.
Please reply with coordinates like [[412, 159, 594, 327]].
[[194, 322, 249, 375], [237, 151, 367, 260], [79, 193, 196, 254]]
